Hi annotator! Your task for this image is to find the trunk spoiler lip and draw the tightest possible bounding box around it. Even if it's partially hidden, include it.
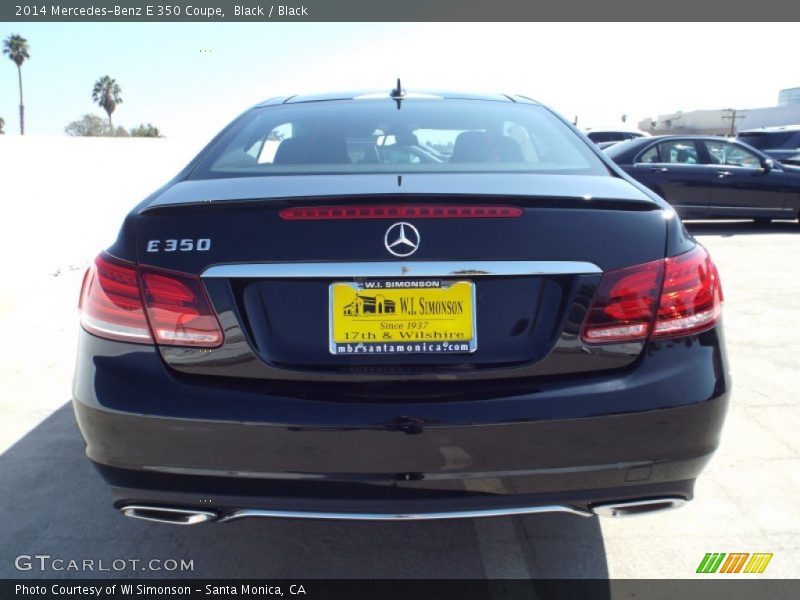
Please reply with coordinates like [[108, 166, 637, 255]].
[[139, 173, 659, 214], [140, 194, 659, 215]]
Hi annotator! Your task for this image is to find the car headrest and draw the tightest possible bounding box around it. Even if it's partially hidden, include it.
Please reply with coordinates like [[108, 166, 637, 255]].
[[450, 131, 524, 163], [393, 132, 420, 146], [273, 134, 350, 165]]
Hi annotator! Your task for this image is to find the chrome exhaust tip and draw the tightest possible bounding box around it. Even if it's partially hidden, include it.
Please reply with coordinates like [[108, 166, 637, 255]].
[[592, 497, 686, 518], [120, 505, 217, 525]]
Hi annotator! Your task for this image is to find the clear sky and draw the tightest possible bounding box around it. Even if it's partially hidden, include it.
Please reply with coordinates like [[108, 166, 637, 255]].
[[1, 22, 798, 138]]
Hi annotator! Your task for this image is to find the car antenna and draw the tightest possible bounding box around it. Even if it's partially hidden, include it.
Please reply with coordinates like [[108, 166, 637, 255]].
[[390, 78, 405, 109]]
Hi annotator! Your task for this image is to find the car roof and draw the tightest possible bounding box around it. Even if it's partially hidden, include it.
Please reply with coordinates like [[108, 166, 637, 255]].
[[255, 90, 540, 107]]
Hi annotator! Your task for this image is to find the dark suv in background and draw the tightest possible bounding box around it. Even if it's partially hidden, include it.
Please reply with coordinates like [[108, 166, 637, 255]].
[[738, 125, 800, 166]]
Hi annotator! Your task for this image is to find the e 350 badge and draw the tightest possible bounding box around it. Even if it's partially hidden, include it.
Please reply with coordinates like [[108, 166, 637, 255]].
[[146, 238, 211, 253]]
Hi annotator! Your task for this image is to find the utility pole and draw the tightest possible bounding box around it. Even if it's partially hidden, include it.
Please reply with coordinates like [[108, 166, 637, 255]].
[[721, 108, 746, 137]]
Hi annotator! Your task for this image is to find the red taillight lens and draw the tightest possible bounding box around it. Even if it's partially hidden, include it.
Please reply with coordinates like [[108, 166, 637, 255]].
[[279, 204, 523, 220], [653, 245, 723, 338], [79, 253, 223, 348], [79, 255, 152, 344], [581, 245, 723, 344], [581, 259, 664, 343], [140, 268, 223, 347]]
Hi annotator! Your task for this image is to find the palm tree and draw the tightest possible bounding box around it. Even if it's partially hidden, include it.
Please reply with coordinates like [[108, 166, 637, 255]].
[[2, 34, 30, 135], [91, 76, 122, 130]]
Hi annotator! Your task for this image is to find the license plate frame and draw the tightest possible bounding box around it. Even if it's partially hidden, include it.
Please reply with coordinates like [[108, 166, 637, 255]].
[[328, 279, 477, 356]]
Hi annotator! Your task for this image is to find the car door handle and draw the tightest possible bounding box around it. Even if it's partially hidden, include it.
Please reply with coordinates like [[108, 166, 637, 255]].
[[650, 167, 668, 173], [717, 171, 732, 178]]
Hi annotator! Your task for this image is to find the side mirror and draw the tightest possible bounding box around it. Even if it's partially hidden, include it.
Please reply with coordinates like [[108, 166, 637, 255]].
[[763, 158, 774, 173]]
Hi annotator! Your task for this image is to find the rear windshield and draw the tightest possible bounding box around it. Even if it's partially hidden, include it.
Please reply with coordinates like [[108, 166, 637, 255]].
[[190, 99, 608, 179]]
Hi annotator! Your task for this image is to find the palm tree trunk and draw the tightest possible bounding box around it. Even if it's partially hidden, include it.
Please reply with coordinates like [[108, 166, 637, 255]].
[[17, 64, 24, 135], [107, 112, 112, 132]]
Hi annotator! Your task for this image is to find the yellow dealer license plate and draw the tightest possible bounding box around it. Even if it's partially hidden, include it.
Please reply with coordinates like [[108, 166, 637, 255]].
[[329, 280, 476, 355]]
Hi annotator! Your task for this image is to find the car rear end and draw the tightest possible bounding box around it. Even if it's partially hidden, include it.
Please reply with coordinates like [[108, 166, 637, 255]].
[[737, 127, 800, 163], [72, 94, 730, 523]]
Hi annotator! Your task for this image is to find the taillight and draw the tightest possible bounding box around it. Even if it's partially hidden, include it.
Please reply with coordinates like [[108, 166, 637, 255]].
[[653, 246, 723, 338], [79, 253, 223, 348], [279, 204, 523, 220], [581, 260, 664, 343], [140, 268, 224, 347], [581, 245, 722, 344], [79, 255, 152, 344]]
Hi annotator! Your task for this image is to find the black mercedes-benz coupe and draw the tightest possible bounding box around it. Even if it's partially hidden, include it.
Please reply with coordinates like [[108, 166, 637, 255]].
[[606, 134, 800, 222], [73, 88, 729, 525]]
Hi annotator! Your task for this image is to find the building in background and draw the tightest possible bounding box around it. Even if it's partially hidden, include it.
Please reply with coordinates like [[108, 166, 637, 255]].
[[639, 87, 800, 136], [778, 86, 800, 106]]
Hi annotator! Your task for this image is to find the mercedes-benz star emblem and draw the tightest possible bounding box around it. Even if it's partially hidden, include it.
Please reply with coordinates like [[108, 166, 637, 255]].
[[384, 222, 420, 257]]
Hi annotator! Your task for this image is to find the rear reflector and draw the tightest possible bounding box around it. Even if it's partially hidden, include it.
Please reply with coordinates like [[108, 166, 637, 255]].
[[280, 205, 523, 220], [581, 245, 722, 344], [79, 253, 223, 348]]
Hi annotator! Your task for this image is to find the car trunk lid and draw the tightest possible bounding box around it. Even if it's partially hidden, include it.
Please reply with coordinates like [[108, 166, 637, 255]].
[[134, 174, 666, 381]]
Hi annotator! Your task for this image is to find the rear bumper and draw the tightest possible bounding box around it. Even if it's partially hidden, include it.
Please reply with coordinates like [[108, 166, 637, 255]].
[[72, 327, 730, 518]]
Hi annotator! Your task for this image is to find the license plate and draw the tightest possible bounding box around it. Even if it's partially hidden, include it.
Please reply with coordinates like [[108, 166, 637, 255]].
[[329, 280, 476, 355]]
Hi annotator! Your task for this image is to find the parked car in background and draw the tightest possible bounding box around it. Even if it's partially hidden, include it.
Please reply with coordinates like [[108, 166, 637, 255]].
[[737, 125, 800, 165], [596, 140, 624, 150], [606, 135, 800, 222], [73, 89, 729, 525], [585, 129, 646, 145]]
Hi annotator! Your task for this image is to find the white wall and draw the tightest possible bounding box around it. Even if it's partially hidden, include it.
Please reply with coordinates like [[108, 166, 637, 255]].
[[0, 136, 206, 285]]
